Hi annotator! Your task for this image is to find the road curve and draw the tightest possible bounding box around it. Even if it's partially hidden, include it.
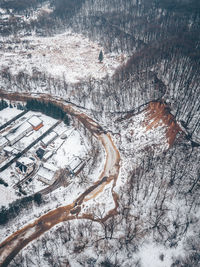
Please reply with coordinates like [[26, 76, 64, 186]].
[[0, 91, 120, 267]]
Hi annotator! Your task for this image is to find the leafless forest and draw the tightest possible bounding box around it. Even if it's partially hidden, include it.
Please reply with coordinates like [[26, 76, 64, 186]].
[[0, 0, 199, 266]]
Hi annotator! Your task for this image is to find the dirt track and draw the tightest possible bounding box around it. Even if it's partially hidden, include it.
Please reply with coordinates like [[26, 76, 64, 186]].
[[0, 91, 120, 267]]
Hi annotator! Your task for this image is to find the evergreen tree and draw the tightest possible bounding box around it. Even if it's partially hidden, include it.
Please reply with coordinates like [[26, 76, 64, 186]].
[[34, 193, 42, 205], [98, 50, 103, 63]]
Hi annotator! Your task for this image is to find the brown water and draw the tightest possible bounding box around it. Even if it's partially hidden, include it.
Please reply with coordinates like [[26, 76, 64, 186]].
[[0, 91, 120, 267]]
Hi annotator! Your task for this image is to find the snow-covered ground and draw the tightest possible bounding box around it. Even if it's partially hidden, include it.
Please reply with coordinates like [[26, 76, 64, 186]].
[[0, 185, 17, 207], [114, 110, 169, 191], [0, 107, 23, 126], [0, 31, 123, 83], [137, 241, 184, 267]]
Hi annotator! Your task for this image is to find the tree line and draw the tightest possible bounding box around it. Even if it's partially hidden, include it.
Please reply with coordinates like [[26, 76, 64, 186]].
[[26, 99, 70, 125], [0, 193, 42, 225]]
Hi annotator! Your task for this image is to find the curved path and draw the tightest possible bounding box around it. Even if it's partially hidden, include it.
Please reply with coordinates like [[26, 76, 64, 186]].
[[0, 91, 120, 267]]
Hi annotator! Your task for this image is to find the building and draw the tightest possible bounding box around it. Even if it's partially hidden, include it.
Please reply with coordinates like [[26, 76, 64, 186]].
[[0, 136, 8, 150], [28, 116, 43, 131], [6, 121, 32, 145], [36, 147, 45, 159], [37, 162, 57, 185], [43, 151, 53, 162], [16, 157, 35, 174], [41, 131, 58, 147], [3, 146, 14, 155], [67, 157, 83, 175]]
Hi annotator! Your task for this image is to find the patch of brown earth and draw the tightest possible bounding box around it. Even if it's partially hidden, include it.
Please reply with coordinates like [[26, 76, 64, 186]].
[[145, 101, 182, 146]]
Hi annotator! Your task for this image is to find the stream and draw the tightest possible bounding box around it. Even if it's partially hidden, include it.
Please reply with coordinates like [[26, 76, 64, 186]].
[[0, 91, 120, 267]]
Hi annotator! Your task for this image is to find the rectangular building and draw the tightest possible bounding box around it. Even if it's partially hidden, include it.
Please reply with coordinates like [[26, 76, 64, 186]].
[[28, 116, 43, 131], [41, 131, 58, 147], [6, 121, 32, 145]]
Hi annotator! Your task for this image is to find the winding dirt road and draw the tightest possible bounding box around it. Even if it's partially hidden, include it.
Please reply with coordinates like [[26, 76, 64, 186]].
[[0, 91, 120, 267]]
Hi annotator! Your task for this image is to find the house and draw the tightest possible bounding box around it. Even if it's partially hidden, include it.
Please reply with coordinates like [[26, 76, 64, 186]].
[[6, 121, 32, 145], [16, 157, 35, 174], [37, 163, 57, 185], [41, 131, 58, 147], [28, 116, 43, 131]]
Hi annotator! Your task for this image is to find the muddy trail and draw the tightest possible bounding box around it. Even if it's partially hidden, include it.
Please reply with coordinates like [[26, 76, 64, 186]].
[[0, 91, 120, 267]]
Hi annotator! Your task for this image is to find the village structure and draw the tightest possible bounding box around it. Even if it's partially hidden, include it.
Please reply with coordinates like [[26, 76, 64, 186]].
[[0, 103, 88, 196]]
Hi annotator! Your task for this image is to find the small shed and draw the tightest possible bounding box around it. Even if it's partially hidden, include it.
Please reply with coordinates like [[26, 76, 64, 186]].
[[43, 151, 53, 161]]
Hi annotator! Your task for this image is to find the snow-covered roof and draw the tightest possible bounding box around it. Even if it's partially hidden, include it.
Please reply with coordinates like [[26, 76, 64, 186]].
[[0, 137, 8, 147], [41, 131, 58, 146], [6, 121, 32, 143], [28, 116, 43, 127], [38, 166, 55, 181], [68, 157, 82, 171], [43, 162, 57, 172], [53, 125, 67, 135], [17, 157, 34, 166], [43, 151, 53, 160], [3, 146, 14, 153]]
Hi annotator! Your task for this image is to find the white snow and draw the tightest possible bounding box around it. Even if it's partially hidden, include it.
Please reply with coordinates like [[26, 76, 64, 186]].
[[0, 107, 23, 125], [138, 242, 184, 267], [0, 185, 17, 207], [0, 31, 122, 84]]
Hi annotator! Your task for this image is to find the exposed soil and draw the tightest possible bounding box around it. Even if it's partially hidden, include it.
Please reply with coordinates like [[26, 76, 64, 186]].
[[145, 101, 182, 146]]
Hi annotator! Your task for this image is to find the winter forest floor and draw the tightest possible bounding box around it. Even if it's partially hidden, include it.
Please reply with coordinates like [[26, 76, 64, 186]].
[[0, 1, 199, 264], [0, 31, 124, 84], [0, 91, 189, 267]]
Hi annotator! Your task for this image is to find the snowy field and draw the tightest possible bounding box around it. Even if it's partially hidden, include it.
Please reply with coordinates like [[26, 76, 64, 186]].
[[0, 107, 23, 126], [0, 31, 123, 83]]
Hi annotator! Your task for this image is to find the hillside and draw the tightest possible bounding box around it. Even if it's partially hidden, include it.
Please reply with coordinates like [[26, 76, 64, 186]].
[[0, 0, 199, 266]]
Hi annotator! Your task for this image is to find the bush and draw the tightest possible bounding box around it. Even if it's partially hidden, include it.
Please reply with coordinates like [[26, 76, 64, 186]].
[[34, 193, 42, 205], [0, 178, 8, 187]]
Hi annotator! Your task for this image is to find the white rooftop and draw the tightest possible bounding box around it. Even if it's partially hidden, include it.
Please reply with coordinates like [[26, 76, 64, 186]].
[[3, 146, 14, 153], [43, 162, 57, 172], [6, 121, 32, 143], [38, 166, 55, 181], [28, 116, 43, 127], [68, 157, 82, 170], [43, 151, 53, 160], [17, 157, 34, 166], [41, 131, 58, 146]]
